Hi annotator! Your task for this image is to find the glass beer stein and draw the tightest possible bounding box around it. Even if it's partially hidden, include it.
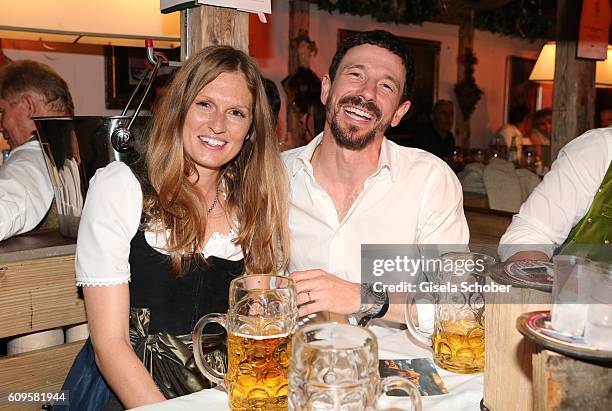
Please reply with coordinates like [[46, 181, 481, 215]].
[[289, 323, 422, 411], [405, 252, 495, 374], [193, 274, 298, 410]]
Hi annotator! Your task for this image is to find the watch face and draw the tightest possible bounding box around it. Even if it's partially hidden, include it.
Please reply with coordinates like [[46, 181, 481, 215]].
[[361, 283, 388, 305]]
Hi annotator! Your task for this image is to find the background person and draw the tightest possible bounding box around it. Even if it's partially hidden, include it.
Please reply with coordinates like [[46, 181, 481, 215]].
[[405, 99, 456, 159], [0, 60, 73, 241], [599, 107, 612, 128], [495, 105, 532, 162], [55, 45, 289, 410], [528, 108, 552, 162]]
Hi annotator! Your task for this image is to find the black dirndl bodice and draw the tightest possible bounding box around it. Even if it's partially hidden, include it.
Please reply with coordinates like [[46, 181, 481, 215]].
[[54, 230, 244, 410]]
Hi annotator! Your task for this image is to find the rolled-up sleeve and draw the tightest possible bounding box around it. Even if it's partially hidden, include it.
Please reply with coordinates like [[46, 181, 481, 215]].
[[0, 142, 54, 241], [499, 128, 612, 261], [75, 161, 142, 286]]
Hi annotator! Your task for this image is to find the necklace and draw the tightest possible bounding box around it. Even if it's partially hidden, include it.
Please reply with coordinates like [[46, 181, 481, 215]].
[[207, 185, 221, 214]]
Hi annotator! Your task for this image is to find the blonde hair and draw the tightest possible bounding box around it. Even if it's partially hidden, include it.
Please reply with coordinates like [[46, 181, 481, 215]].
[[140, 46, 289, 276]]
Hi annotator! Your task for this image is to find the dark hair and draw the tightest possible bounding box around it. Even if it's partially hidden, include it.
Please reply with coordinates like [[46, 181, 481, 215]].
[[533, 108, 551, 125], [432, 99, 453, 113], [262, 78, 281, 124], [0, 60, 74, 115], [509, 105, 530, 125], [328, 30, 415, 102], [151, 71, 176, 92]]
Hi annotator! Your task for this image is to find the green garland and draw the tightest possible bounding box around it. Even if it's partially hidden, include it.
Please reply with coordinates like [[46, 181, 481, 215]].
[[313, 0, 554, 41], [475, 0, 555, 42], [314, 0, 439, 25]]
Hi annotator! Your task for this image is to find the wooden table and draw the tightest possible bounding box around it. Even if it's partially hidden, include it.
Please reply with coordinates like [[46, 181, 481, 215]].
[[463, 193, 513, 246]]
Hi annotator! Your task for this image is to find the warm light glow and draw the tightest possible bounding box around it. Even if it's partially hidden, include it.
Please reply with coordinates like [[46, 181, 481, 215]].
[[529, 42, 612, 88], [0, 0, 180, 48]]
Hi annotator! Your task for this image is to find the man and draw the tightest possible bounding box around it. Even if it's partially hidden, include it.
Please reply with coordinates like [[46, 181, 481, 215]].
[[495, 105, 532, 162], [0, 60, 73, 241], [0, 60, 79, 354], [283, 30, 469, 326], [499, 127, 612, 262], [406, 99, 456, 159]]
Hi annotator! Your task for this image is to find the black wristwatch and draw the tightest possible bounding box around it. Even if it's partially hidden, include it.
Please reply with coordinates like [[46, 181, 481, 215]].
[[356, 283, 389, 326]]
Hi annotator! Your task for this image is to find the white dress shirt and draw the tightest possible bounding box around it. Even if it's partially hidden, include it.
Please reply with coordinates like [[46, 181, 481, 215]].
[[499, 128, 612, 261], [75, 161, 242, 287], [282, 133, 470, 284], [0, 139, 54, 241]]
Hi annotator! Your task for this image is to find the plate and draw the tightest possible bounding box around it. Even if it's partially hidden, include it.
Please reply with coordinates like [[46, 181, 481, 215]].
[[516, 311, 612, 363], [489, 261, 553, 292]]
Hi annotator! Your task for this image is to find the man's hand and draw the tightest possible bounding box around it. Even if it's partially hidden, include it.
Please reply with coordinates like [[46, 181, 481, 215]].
[[290, 270, 361, 317]]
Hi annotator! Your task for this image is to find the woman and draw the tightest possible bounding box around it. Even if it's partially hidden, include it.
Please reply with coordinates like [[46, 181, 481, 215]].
[[56, 46, 289, 410]]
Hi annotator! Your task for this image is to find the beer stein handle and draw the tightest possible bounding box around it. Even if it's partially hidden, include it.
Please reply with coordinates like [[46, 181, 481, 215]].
[[192, 313, 227, 386], [378, 376, 422, 411], [404, 296, 432, 347]]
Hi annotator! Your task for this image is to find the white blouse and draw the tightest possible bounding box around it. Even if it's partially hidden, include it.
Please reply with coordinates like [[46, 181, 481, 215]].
[[75, 161, 242, 287]]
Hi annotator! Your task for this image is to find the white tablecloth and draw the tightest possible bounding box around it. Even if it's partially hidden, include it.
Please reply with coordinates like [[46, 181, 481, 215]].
[[130, 327, 483, 411]]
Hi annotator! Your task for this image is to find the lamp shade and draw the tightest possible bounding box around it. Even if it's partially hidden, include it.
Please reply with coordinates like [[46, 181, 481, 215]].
[[529, 42, 612, 88], [0, 0, 180, 48]]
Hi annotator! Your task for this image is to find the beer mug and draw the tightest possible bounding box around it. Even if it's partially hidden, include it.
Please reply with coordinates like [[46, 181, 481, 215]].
[[405, 252, 495, 374], [289, 323, 422, 411], [193, 274, 298, 410]]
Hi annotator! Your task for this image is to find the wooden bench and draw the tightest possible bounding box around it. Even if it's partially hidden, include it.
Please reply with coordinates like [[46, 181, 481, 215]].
[[0, 231, 84, 411]]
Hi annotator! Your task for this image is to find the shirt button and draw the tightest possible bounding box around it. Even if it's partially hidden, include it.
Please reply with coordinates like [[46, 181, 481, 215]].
[[587, 218, 593, 224], [335, 229, 341, 237]]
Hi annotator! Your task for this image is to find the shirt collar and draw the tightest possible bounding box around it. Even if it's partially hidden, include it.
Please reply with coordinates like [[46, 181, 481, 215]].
[[292, 133, 324, 176], [291, 132, 396, 181]]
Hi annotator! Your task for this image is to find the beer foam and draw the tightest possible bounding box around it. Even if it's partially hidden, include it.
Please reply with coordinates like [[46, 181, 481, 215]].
[[230, 331, 291, 340]]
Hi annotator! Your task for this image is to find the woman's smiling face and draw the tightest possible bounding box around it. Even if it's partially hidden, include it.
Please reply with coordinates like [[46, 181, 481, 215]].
[[181, 71, 253, 176]]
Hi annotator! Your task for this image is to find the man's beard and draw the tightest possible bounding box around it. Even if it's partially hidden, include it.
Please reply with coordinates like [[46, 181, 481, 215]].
[[327, 95, 388, 150]]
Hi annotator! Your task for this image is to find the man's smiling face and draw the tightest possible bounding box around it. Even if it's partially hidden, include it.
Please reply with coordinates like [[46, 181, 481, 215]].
[[321, 44, 411, 150]]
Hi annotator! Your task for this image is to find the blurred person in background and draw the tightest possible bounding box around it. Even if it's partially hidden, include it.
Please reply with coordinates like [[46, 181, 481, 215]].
[[0, 60, 73, 241], [149, 70, 176, 114], [529, 108, 552, 162], [262, 77, 281, 127], [600, 107, 612, 128], [405, 99, 456, 159], [495, 105, 532, 162]]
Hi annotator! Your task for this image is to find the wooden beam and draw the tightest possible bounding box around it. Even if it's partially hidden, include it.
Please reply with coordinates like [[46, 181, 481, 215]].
[[283, 0, 311, 149], [182, 4, 249, 58], [455, 10, 475, 148], [551, 0, 596, 161]]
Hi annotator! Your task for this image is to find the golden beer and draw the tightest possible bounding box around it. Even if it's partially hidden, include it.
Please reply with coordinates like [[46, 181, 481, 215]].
[[226, 331, 292, 410], [432, 319, 484, 373]]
